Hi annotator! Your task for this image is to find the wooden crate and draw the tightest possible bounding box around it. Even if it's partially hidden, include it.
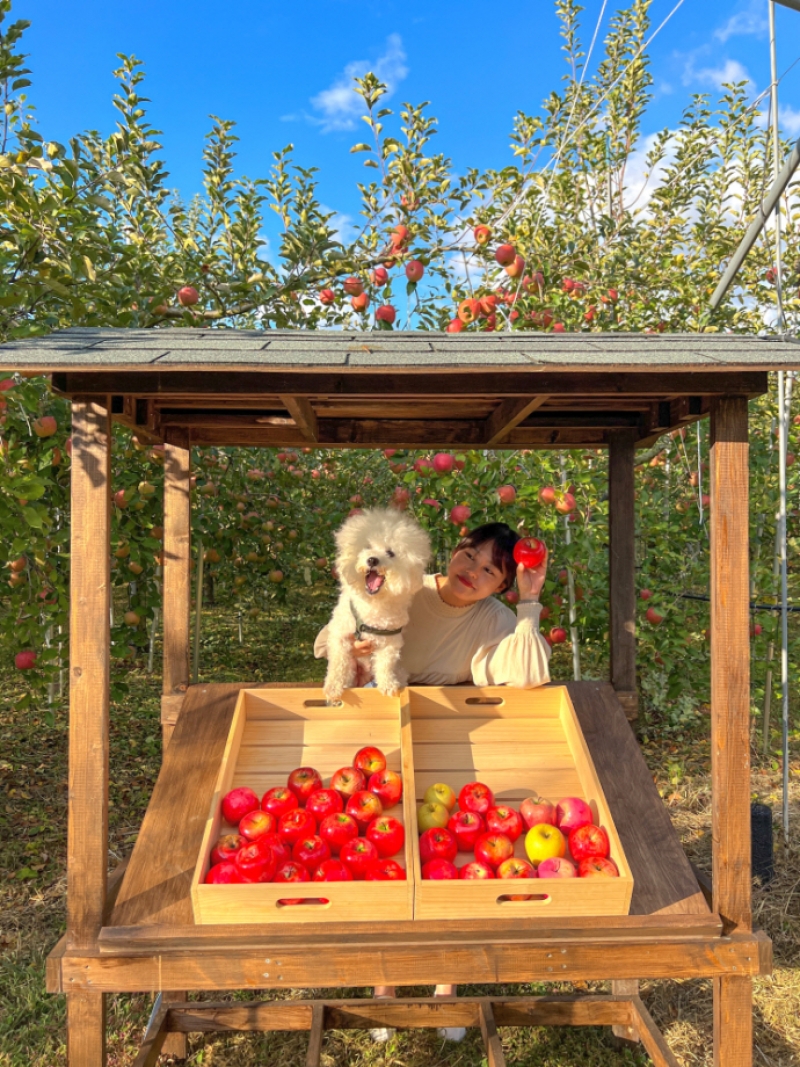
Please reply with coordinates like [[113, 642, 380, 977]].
[[407, 686, 634, 920], [191, 688, 415, 924]]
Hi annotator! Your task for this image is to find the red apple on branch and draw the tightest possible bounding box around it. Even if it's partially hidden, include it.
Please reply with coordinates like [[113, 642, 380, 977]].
[[343, 276, 364, 296], [474, 224, 492, 245], [449, 504, 471, 525], [432, 452, 455, 474], [405, 260, 425, 282], [319, 288, 335, 305], [177, 285, 199, 306], [376, 304, 396, 324], [495, 244, 516, 266], [446, 318, 464, 333], [14, 650, 37, 671], [457, 298, 482, 324], [497, 484, 517, 505]]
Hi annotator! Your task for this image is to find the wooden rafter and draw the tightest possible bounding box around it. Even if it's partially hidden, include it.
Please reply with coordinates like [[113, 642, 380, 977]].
[[484, 396, 549, 445], [279, 395, 319, 442]]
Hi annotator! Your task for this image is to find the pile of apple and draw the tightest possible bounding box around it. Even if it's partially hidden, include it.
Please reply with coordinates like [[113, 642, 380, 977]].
[[205, 746, 406, 888], [417, 783, 619, 883]]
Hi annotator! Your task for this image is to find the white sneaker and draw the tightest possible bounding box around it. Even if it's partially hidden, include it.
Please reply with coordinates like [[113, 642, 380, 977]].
[[370, 1026, 395, 1043], [438, 1026, 467, 1042]]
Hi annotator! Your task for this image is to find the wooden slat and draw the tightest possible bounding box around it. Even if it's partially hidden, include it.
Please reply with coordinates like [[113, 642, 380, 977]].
[[162, 434, 191, 712], [631, 996, 682, 1067], [67, 990, 106, 1067], [484, 396, 549, 445], [567, 682, 707, 915], [305, 1003, 325, 1067], [479, 999, 506, 1067], [131, 995, 169, 1067], [279, 395, 319, 441], [709, 396, 752, 935], [609, 432, 637, 710], [68, 399, 111, 950]]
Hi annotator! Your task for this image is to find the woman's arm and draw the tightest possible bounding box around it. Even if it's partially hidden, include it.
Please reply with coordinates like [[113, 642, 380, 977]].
[[471, 600, 552, 688]]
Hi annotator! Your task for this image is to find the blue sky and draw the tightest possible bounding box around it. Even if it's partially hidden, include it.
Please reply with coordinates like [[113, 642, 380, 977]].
[[16, 0, 800, 247]]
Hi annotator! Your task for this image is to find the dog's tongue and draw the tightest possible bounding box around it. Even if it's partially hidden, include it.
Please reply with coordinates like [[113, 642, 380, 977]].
[[366, 571, 385, 594]]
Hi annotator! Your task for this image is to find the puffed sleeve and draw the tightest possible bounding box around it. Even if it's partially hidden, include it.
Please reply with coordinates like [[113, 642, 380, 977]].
[[313, 625, 330, 660], [470, 601, 551, 688]]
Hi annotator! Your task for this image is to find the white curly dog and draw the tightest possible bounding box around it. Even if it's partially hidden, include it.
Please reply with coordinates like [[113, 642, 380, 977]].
[[323, 507, 431, 702]]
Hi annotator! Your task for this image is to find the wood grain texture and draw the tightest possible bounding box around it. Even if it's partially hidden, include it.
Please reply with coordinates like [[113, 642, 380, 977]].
[[162, 435, 191, 702], [484, 396, 549, 445], [305, 1003, 325, 1067], [608, 432, 637, 703], [279, 395, 319, 441], [67, 990, 106, 1067], [611, 979, 640, 1043], [68, 400, 111, 950], [567, 682, 706, 915], [714, 976, 753, 1067], [631, 996, 682, 1067], [480, 1000, 506, 1067], [131, 996, 168, 1067], [709, 397, 752, 934]]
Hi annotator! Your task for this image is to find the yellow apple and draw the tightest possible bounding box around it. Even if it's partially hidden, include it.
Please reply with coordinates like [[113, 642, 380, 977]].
[[423, 783, 457, 812], [524, 824, 566, 867], [417, 801, 450, 831]]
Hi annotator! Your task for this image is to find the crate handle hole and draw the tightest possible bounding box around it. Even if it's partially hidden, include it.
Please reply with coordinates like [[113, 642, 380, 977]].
[[496, 893, 550, 905], [276, 897, 331, 908], [465, 697, 504, 706], [303, 699, 342, 707]]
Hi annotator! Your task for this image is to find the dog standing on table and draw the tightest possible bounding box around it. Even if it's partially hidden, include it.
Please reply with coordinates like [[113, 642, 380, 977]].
[[323, 507, 431, 701]]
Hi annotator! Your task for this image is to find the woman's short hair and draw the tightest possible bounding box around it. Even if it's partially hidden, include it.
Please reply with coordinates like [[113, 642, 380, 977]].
[[453, 522, 520, 593]]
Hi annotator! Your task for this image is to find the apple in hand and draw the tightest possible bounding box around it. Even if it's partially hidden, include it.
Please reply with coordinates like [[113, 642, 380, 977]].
[[292, 835, 331, 873], [340, 837, 379, 879], [319, 813, 359, 854], [366, 816, 405, 858], [330, 766, 366, 800], [424, 783, 457, 812], [556, 797, 593, 834], [537, 856, 577, 878], [520, 794, 557, 829], [346, 790, 383, 830], [578, 857, 619, 878], [238, 809, 277, 842], [568, 823, 609, 863], [278, 809, 317, 848], [524, 824, 566, 867], [354, 747, 387, 776], [313, 859, 353, 882], [422, 858, 459, 880], [417, 801, 450, 831], [447, 810, 485, 851], [287, 767, 323, 804], [419, 827, 458, 864], [458, 781, 494, 816], [513, 538, 546, 569], [485, 806, 524, 842], [366, 859, 407, 881], [306, 788, 344, 821], [368, 769, 403, 808], [460, 860, 495, 879], [210, 834, 244, 865], [261, 787, 299, 819], [206, 861, 245, 884], [474, 832, 514, 870], [221, 787, 260, 825]]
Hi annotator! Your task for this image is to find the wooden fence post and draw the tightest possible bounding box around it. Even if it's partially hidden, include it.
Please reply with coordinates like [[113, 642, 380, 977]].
[[709, 396, 752, 1067], [608, 430, 638, 720], [161, 429, 191, 749]]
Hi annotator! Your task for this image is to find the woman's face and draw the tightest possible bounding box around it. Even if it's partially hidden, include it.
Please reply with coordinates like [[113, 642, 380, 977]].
[[446, 541, 509, 605]]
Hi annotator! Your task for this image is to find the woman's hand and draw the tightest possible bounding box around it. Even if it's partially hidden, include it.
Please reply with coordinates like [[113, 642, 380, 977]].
[[351, 636, 375, 657], [517, 547, 547, 602]]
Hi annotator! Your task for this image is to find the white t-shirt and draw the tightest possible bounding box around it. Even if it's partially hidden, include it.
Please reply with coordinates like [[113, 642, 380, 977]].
[[315, 574, 551, 688]]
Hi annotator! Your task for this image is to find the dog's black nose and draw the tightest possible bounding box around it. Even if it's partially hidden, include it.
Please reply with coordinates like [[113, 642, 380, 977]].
[[366, 556, 379, 568]]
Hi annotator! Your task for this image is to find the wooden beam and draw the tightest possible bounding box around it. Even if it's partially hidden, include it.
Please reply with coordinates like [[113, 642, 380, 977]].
[[484, 396, 549, 445], [162, 431, 192, 750], [612, 979, 640, 1044], [131, 994, 169, 1067], [479, 1000, 506, 1067], [608, 432, 638, 716], [630, 997, 682, 1067], [714, 976, 753, 1067], [305, 1003, 325, 1067], [280, 395, 319, 442], [67, 990, 106, 1067], [68, 399, 111, 950]]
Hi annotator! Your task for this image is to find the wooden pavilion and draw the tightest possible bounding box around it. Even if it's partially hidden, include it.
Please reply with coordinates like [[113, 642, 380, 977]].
[[2, 326, 790, 1066]]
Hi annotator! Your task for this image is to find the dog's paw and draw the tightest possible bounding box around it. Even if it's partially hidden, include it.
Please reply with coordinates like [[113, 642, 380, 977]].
[[323, 686, 343, 704], [377, 684, 402, 698]]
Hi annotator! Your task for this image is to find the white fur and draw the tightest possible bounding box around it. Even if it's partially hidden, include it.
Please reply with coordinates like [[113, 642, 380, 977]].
[[323, 507, 431, 701]]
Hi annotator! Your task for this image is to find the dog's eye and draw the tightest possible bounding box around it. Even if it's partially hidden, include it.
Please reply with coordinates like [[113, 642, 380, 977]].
[[386, 548, 395, 558]]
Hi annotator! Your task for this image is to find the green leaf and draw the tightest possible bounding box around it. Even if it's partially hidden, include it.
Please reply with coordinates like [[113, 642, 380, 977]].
[[350, 144, 372, 154], [16, 867, 37, 880], [21, 506, 44, 529]]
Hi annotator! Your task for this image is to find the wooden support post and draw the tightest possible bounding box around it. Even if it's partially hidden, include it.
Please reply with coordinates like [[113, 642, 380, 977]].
[[305, 1003, 325, 1067], [709, 396, 753, 1067], [611, 979, 639, 1045], [162, 429, 191, 750], [608, 431, 638, 719], [68, 399, 111, 1065], [479, 1000, 506, 1067]]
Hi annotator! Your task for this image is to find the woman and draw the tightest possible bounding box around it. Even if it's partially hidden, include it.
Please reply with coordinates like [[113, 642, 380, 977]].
[[314, 521, 551, 1041]]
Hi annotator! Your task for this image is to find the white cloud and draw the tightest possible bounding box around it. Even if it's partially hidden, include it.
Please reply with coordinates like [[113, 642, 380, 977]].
[[684, 57, 751, 89], [623, 131, 677, 213], [714, 2, 768, 44], [323, 207, 357, 245], [780, 105, 800, 137], [288, 34, 408, 134]]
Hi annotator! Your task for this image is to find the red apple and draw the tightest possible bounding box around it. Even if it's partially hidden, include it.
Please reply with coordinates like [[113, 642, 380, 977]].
[[273, 860, 312, 885], [14, 650, 37, 671], [287, 767, 323, 804], [177, 285, 199, 306], [520, 795, 557, 829], [346, 790, 383, 830], [422, 858, 459, 880], [371, 266, 390, 286], [537, 856, 578, 878], [474, 832, 514, 870], [446, 318, 464, 333], [351, 292, 370, 312], [578, 857, 619, 878], [238, 809, 277, 842], [460, 860, 495, 879], [405, 259, 425, 282], [306, 788, 344, 821], [447, 810, 485, 851], [419, 827, 458, 864], [258, 833, 291, 867], [366, 859, 407, 880], [261, 787, 299, 819], [474, 224, 492, 245], [639, 589, 653, 601], [513, 537, 546, 569], [556, 797, 593, 834], [457, 298, 482, 324], [496, 484, 517, 505], [367, 769, 403, 808], [319, 812, 359, 855], [391, 224, 409, 247], [485, 806, 524, 842], [292, 834, 331, 873], [221, 787, 260, 826], [645, 606, 664, 625], [450, 504, 471, 525], [376, 304, 396, 324], [277, 809, 318, 848], [343, 276, 364, 296], [458, 781, 494, 816], [568, 823, 610, 863], [313, 859, 353, 882], [549, 627, 568, 645], [210, 833, 245, 865], [505, 254, 525, 278], [340, 837, 379, 879], [330, 766, 367, 800], [206, 861, 245, 884], [556, 492, 576, 514], [235, 838, 278, 882], [353, 747, 387, 776], [319, 288, 335, 305], [366, 816, 405, 858], [432, 452, 455, 474], [495, 243, 516, 266], [496, 857, 536, 880], [32, 416, 57, 438]]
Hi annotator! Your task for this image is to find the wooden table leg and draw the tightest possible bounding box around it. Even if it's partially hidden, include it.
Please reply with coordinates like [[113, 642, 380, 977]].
[[714, 976, 753, 1067], [67, 990, 106, 1067], [305, 1003, 325, 1067], [479, 1000, 506, 1067], [160, 991, 188, 1061], [611, 979, 639, 1046]]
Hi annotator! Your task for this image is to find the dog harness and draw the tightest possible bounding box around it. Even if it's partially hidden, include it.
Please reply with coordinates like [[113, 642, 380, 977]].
[[350, 600, 404, 637]]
